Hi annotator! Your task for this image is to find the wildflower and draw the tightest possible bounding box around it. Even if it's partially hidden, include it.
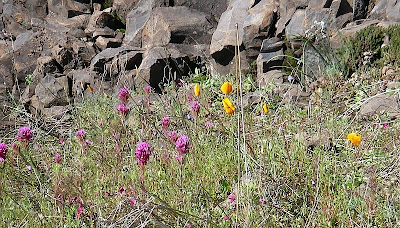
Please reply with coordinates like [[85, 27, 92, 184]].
[[194, 84, 200, 97], [119, 87, 130, 103], [259, 198, 267, 205], [129, 199, 136, 205], [223, 216, 230, 221], [263, 104, 269, 114], [17, 126, 33, 142], [58, 138, 64, 144], [135, 142, 152, 165], [187, 96, 193, 102], [83, 140, 92, 148], [222, 98, 235, 115], [191, 101, 200, 114], [76, 206, 83, 218], [175, 135, 190, 155], [204, 121, 213, 127], [178, 82, 183, 87], [227, 194, 235, 203], [168, 131, 178, 143], [187, 223, 193, 228], [145, 85, 151, 94], [76, 129, 86, 140], [288, 75, 295, 83], [382, 123, 389, 130], [347, 133, 361, 146], [174, 154, 184, 163], [118, 187, 124, 194], [117, 103, 130, 115], [0, 143, 7, 163], [54, 153, 61, 164], [27, 165, 32, 171], [221, 81, 233, 95], [162, 116, 170, 130]]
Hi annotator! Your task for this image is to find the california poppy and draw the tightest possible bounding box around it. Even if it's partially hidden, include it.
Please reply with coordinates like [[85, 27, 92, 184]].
[[222, 98, 235, 114], [194, 84, 200, 97], [221, 81, 233, 95], [347, 133, 361, 146], [87, 84, 93, 92], [263, 104, 269, 114]]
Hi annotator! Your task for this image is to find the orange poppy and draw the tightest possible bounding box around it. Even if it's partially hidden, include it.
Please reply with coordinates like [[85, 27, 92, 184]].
[[221, 81, 233, 95], [347, 133, 361, 146], [222, 98, 235, 115]]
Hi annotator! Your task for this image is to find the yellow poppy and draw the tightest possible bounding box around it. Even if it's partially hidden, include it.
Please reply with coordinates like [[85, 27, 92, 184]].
[[221, 81, 233, 95], [194, 84, 200, 97], [222, 97, 235, 115], [263, 104, 268, 114], [347, 133, 361, 146]]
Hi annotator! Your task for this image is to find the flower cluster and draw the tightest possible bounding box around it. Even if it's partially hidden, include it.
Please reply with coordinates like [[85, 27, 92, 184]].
[[17, 126, 33, 142], [117, 103, 130, 115], [175, 134, 190, 163], [135, 142, 152, 165], [191, 101, 200, 114], [162, 116, 170, 130], [0, 143, 8, 163], [76, 129, 86, 141], [119, 87, 130, 103]]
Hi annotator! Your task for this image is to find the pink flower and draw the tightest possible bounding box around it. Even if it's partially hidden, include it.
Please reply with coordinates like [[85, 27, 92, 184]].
[[178, 82, 183, 87], [27, 165, 32, 171], [135, 142, 151, 165], [259, 198, 267, 205], [187, 223, 193, 228], [175, 135, 189, 155], [187, 96, 193, 102], [17, 126, 33, 142], [145, 85, 151, 93], [227, 194, 235, 203], [0, 143, 7, 162], [162, 116, 170, 130], [191, 101, 200, 114], [204, 121, 213, 127], [83, 140, 92, 148], [383, 123, 389, 129], [129, 199, 136, 205], [117, 103, 130, 115], [118, 187, 124, 194], [58, 138, 64, 144], [76, 129, 86, 140], [168, 131, 178, 143], [54, 153, 61, 164], [223, 215, 230, 221], [76, 206, 83, 218], [119, 87, 130, 103]]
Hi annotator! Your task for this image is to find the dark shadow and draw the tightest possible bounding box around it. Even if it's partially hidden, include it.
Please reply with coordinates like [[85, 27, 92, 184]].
[[336, 0, 353, 17]]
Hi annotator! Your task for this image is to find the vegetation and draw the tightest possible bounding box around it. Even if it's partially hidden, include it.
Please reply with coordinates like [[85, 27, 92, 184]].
[[1, 24, 400, 227]]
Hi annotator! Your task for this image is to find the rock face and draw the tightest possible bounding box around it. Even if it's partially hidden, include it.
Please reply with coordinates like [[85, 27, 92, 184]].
[[360, 94, 400, 117]]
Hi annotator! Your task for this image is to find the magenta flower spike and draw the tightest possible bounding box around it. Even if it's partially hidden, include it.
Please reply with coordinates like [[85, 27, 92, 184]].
[[117, 103, 130, 115], [175, 135, 190, 155], [119, 87, 130, 103], [135, 142, 152, 165], [145, 85, 151, 94], [54, 153, 61, 164], [162, 116, 170, 130], [0, 143, 7, 163], [17, 126, 33, 142], [191, 101, 200, 114], [76, 129, 86, 141]]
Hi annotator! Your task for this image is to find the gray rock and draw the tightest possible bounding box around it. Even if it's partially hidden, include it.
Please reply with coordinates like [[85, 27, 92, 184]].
[[13, 31, 41, 81], [95, 36, 122, 50], [256, 70, 285, 87], [33, 56, 61, 78], [137, 44, 208, 89], [90, 47, 142, 74], [243, 0, 278, 60], [174, 0, 228, 20], [256, 50, 284, 75], [260, 38, 284, 53], [371, 0, 400, 22], [353, 0, 368, 20], [123, 0, 154, 47], [360, 94, 400, 117], [142, 6, 213, 49], [35, 75, 70, 109], [47, 0, 90, 18], [70, 70, 97, 98], [42, 105, 70, 119]]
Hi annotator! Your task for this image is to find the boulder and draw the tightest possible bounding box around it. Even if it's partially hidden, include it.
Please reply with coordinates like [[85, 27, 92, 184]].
[[90, 47, 142, 75], [275, 0, 308, 35], [85, 8, 124, 35], [137, 44, 207, 90], [34, 75, 70, 109], [360, 94, 400, 117], [256, 70, 285, 87], [34, 56, 62, 78], [141, 6, 214, 49], [243, 0, 278, 61], [173, 0, 228, 20], [123, 0, 154, 47], [257, 50, 284, 75], [95, 36, 122, 50], [47, 0, 90, 18]]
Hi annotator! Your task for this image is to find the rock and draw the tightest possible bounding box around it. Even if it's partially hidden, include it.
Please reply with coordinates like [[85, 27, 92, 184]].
[[256, 70, 285, 87], [12, 31, 42, 81], [242, 91, 263, 109], [42, 105, 70, 119], [260, 38, 284, 53], [34, 56, 62, 77], [34, 75, 70, 109], [243, 0, 278, 61], [360, 94, 400, 117], [174, 0, 228, 20], [0, 63, 13, 96], [92, 27, 116, 38], [353, 0, 368, 20], [371, 0, 400, 22], [90, 47, 142, 75], [137, 44, 207, 89], [47, 0, 90, 18], [123, 0, 154, 47], [275, 0, 308, 35], [210, 0, 254, 57], [112, 0, 141, 23], [256, 49, 284, 75], [70, 70, 97, 98], [46, 14, 90, 30], [86, 9, 122, 35], [142, 6, 213, 49], [95, 36, 122, 50], [72, 40, 97, 64], [51, 45, 73, 67]]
